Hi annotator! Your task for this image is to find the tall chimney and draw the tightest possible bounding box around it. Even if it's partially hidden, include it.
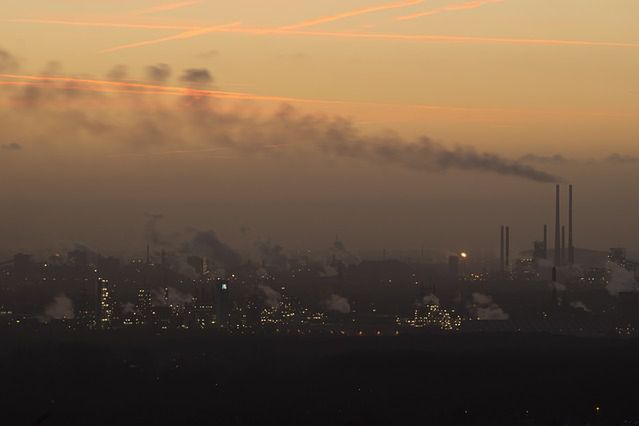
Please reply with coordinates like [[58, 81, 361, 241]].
[[554, 185, 561, 267], [569, 184, 574, 265], [543, 224, 548, 259], [500, 225, 505, 272], [505, 226, 510, 268], [561, 225, 566, 265]]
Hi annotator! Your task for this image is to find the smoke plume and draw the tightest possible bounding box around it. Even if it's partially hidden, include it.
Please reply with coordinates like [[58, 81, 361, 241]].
[[151, 286, 194, 306], [422, 294, 440, 306], [107, 64, 129, 81], [180, 68, 213, 85], [324, 294, 351, 313], [1, 142, 22, 151], [42, 294, 75, 321], [607, 262, 637, 296], [469, 292, 509, 320], [258, 284, 282, 308], [182, 230, 242, 268], [145, 64, 172, 83], [256, 240, 288, 270], [569, 300, 591, 312], [0, 57, 562, 184], [0, 48, 19, 72]]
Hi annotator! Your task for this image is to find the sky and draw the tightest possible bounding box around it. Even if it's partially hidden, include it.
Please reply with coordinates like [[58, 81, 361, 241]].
[[1, 0, 638, 258]]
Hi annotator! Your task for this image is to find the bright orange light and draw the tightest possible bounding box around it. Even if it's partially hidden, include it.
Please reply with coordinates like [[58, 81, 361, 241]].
[[460, 252, 469, 259]]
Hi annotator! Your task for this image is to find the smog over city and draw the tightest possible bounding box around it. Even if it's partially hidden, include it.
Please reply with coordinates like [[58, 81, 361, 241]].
[[1, 1, 639, 425]]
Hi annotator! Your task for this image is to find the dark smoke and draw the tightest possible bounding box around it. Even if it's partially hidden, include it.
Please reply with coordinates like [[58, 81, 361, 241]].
[[256, 240, 288, 269], [605, 153, 639, 164], [519, 153, 567, 164], [182, 230, 242, 268], [0, 48, 19, 72], [180, 68, 213, 85], [146, 64, 171, 83], [107, 65, 129, 81], [320, 134, 561, 183], [144, 213, 171, 247], [0, 55, 562, 183], [1, 142, 22, 151]]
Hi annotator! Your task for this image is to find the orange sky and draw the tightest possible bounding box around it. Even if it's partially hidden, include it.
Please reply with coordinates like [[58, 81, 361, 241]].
[[1, 1, 638, 253]]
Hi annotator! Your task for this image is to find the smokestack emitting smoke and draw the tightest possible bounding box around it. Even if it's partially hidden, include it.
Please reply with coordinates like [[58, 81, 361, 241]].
[[569, 184, 574, 265], [500, 225, 505, 272], [554, 184, 561, 267]]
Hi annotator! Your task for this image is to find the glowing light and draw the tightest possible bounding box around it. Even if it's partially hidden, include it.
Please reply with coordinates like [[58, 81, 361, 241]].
[[460, 252, 468, 259]]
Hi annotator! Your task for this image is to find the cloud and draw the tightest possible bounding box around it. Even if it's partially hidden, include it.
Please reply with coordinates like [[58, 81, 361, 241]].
[[179, 68, 213, 85], [469, 293, 509, 320], [324, 294, 351, 313], [107, 64, 128, 81], [42, 294, 75, 321], [145, 64, 171, 83], [0, 48, 19, 72], [1, 142, 22, 151]]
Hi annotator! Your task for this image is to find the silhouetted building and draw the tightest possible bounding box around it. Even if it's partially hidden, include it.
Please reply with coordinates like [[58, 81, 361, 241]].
[[96, 278, 113, 329], [214, 279, 230, 326], [136, 289, 152, 321]]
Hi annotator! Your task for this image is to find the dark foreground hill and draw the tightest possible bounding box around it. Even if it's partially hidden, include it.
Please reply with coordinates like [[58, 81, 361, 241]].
[[1, 331, 638, 425]]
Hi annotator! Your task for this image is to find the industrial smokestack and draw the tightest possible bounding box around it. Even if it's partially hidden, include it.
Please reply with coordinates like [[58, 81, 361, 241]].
[[561, 225, 566, 265], [500, 225, 505, 272], [569, 184, 574, 265], [505, 226, 510, 268], [554, 185, 561, 267], [543, 224, 548, 259]]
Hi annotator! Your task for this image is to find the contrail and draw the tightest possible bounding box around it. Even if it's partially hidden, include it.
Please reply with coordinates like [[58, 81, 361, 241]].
[[129, 1, 202, 16], [0, 74, 322, 104], [1, 75, 634, 120], [100, 23, 241, 53], [10, 18, 639, 51], [6, 18, 194, 31], [279, 0, 424, 30], [398, 0, 505, 20], [256, 28, 639, 48], [100, 0, 425, 52]]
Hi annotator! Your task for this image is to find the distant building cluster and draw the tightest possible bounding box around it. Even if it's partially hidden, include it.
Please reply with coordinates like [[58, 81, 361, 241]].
[[1, 185, 638, 337]]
